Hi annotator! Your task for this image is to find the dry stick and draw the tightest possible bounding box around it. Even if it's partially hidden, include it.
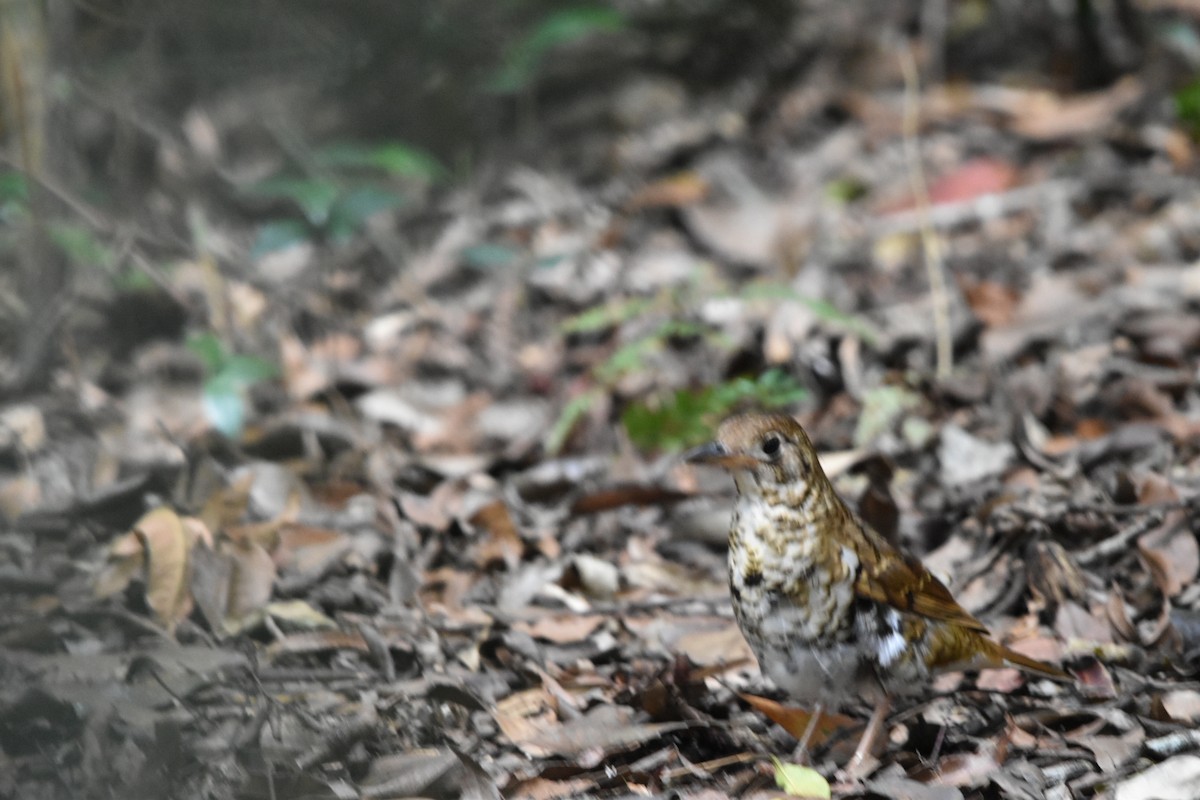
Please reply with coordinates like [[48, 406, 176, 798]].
[[899, 45, 953, 379], [1075, 511, 1166, 566]]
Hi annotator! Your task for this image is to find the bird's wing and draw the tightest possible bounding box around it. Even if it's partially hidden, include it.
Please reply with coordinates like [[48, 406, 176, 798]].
[[854, 545, 989, 633]]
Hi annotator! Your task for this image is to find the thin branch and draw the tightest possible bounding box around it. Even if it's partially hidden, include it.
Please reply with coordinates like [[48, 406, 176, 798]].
[[899, 44, 952, 378]]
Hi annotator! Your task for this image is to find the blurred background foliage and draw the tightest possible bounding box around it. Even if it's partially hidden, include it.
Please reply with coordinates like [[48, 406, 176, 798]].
[[2, 0, 1197, 437]]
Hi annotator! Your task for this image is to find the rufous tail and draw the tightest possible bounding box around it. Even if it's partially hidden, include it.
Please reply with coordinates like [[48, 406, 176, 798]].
[[986, 640, 1071, 681]]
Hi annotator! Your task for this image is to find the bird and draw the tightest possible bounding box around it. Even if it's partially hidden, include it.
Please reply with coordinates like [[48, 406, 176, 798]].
[[686, 412, 1069, 772]]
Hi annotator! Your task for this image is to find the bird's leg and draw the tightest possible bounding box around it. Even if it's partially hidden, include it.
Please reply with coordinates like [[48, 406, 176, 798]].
[[791, 702, 824, 762], [844, 694, 890, 777]]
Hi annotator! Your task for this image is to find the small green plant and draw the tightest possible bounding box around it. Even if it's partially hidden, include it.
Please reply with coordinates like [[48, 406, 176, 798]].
[[0, 171, 28, 222], [187, 333, 279, 438], [1175, 75, 1200, 140], [245, 139, 445, 257], [489, 5, 626, 93], [621, 368, 808, 452]]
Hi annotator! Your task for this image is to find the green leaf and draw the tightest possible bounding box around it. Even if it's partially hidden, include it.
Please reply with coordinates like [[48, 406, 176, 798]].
[[245, 177, 340, 225], [1175, 75, 1200, 138], [460, 243, 522, 270], [315, 141, 445, 180], [489, 6, 625, 92], [203, 382, 246, 439], [621, 370, 807, 452], [825, 177, 868, 204], [854, 384, 921, 447], [327, 186, 407, 241], [48, 222, 113, 268], [186, 333, 228, 375], [561, 297, 653, 334], [772, 757, 831, 799], [738, 283, 878, 345], [251, 219, 311, 259], [0, 171, 28, 204], [545, 389, 602, 454], [219, 354, 278, 385]]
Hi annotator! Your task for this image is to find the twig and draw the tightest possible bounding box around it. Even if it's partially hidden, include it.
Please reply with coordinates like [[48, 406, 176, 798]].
[[898, 44, 952, 378], [1075, 512, 1166, 566]]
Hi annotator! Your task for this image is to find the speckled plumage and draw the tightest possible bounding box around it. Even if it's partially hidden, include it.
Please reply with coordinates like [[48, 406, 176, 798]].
[[690, 412, 1068, 767]]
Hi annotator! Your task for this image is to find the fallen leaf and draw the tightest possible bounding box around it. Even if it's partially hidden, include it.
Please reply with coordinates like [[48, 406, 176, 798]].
[[511, 613, 604, 644], [132, 507, 194, 631], [626, 172, 710, 210], [738, 693, 854, 748], [1138, 515, 1199, 598], [1114, 755, 1200, 800], [773, 757, 831, 799], [1154, 689, 1200, 724]]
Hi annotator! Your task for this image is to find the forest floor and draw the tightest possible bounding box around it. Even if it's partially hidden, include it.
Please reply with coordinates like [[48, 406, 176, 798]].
[[2, 4, 1200, 799]]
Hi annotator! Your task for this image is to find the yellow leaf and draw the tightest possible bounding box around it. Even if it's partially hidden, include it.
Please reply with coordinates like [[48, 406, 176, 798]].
[[772, 757, 831, 799]]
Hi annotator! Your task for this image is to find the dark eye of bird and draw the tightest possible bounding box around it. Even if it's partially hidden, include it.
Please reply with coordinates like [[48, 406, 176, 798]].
[[761, 436, 781, 456]]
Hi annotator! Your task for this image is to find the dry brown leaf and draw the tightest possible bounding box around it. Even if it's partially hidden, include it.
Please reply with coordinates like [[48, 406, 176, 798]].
[[469, 500, 524, 571], [189, 539, 234, 635], [223, 541, 277, 628], [1153, 689, 1200, 724], [494, 687, 558, 757], [522, 704, 685, 764], [926, 747, 1002, 789], [1006, 76, 1143, 141], [265, 630, 368, 659], [737, 693, 855, 749], [132, 507, 194, 631], [507, 777, 595, 800], [93, 531, 147, 599], [0, 474, 40, 520], [673, 623, 754, 668], [1073, 657, 1118, 701], [1056, 599, 1114, 645], [511, 613, 604, 644], [274, 524, 352, 577], [1138, 516, 1199, 598], [199, 471, 255, 535], [626, 172, 710, 211]]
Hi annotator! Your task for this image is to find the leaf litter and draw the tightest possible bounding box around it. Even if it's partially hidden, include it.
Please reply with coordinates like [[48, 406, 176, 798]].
[[4, 4, 1200, 799]]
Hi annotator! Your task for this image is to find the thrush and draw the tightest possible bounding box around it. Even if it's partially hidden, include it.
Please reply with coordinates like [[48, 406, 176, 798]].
[[688, 412, 1069, 771]]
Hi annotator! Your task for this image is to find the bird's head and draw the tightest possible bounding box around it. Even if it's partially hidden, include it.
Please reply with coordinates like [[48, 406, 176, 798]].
[[685, 413, 825, 500]]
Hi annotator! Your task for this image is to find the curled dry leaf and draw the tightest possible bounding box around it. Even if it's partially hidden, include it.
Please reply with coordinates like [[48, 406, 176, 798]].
[[221, 541, 277, 632], [1137, 514, 1199, 598], [469, 500, 525, 571], [1153, 689, 1200, 725], [737, 693, 854, 749], [132, 507, 195, 631]]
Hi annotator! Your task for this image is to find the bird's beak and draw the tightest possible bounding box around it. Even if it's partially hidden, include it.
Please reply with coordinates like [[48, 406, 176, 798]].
[[684, 441, 758, 470]]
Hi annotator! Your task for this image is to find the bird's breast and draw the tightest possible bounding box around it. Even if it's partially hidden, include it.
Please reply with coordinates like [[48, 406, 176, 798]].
[[728, 498, 860, 644]]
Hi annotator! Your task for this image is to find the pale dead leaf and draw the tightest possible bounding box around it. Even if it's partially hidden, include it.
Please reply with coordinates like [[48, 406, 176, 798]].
[[1138, 515, 1199, 598], [674, 623, 754, 668], [132, 507, 194, 631], [1155, 689, 1200, 724], [469, 500, 524, 571], [263, 600, 336, 630], [511, 613, 604, 644], [274, 524, 353, 577], [223, 541, 277, 629], [507, 776, 595, 800], [1115, 755, 1200, 800], [494, 687, 557, 757], [93, 531, 146, 599], [1006, 77, 1143, 141], [265, 630, 368, 659]]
